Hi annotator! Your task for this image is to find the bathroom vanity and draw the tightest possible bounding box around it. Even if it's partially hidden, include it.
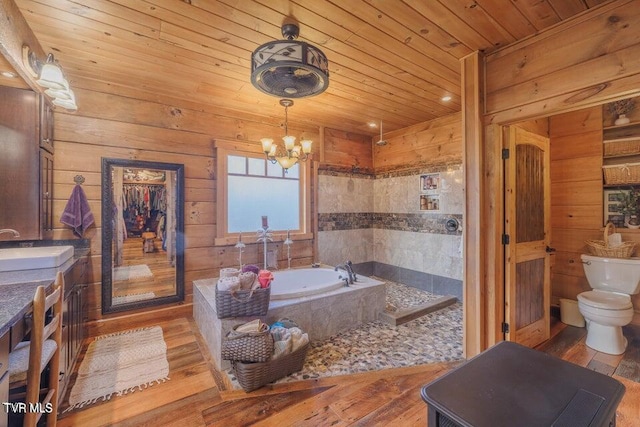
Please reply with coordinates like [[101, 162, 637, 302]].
[[0, 241, 90, 423]]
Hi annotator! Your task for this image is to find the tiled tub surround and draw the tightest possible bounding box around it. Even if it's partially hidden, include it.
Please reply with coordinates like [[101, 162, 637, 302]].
[[194, 273, 386, 371], [317, 166, 464, 300]]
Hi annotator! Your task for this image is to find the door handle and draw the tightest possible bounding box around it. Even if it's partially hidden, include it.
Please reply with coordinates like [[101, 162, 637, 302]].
[[545, 246, 556, 253]]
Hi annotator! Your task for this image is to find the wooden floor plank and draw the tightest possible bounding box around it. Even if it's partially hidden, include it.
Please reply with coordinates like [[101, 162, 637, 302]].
[[57, 316, 640, 427]]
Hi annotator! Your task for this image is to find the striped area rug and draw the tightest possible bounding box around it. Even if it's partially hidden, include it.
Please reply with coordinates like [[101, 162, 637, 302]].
[[65, 326, 169, 411]]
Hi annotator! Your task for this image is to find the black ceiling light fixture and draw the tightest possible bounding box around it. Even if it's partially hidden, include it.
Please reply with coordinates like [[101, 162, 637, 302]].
[[251, 23, 329, 98]]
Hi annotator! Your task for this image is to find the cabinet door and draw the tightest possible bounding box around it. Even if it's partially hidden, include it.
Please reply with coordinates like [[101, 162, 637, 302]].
[[0, 86, 40, 240], [39, 95, 54, 153], [40, 149, 54, 238]]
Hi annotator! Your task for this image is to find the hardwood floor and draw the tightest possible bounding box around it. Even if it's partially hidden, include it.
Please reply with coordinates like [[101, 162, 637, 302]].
[[113, 237, 176, 299], [58, 316, 640, 426]]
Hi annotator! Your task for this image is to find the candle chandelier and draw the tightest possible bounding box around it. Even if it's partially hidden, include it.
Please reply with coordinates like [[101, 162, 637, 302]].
[[261, 99, 312, 171]]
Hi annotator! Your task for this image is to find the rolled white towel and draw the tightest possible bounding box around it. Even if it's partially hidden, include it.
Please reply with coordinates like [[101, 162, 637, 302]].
[[217, 276, 240, 291], [220, 267, 241, 278], [272, 339, 292, 359], [289, 327, 309, 352], [270, 326, 290, 343], [235, 319, 266, 333]]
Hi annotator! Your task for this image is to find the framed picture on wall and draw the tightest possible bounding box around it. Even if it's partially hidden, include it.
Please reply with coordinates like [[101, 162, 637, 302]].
[[420, 173, 440, 192], [604, 189, 629, 228]]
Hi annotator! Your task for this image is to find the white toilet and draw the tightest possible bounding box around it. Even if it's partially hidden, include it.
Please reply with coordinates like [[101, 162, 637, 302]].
[[578, 254, 640, 355]]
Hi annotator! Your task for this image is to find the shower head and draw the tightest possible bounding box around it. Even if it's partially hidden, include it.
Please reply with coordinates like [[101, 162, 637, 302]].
[[375, 121, 387, 146]]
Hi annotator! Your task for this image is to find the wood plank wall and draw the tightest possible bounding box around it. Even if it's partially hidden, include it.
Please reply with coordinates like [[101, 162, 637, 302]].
[[373, 112, 462, 173], [549, 103, 640, 316], [485, 0, 640, 125], [48, 86, 377, 336], [549, 106, 603, 306]]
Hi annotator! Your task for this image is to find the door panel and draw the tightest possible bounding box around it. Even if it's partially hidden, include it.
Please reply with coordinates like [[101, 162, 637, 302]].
[[505, 126, 551, 348]]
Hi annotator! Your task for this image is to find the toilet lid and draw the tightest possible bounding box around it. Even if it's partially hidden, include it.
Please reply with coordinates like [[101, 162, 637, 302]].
[[577, 291, 632, 310]]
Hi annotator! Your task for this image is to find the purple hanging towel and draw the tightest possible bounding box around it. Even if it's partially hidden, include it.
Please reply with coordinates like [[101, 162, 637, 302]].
[[60, 184, 95, 237]]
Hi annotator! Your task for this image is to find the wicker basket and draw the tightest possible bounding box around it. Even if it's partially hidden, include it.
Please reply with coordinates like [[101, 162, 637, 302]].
[[585, 222, 636, 258], [215, 285, 271, 319], [602, 162, 640, 185], [232, 342, 309, 392], [222, 323, 274, 362], [604, 138, 640, 157]]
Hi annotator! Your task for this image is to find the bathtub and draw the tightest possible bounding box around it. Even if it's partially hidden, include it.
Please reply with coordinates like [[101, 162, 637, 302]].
[[270, 268, 346, 300], [194, 266, 387, 371]]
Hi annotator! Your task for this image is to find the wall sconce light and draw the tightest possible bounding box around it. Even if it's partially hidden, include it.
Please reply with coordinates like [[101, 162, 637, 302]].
[[23, 46, 78, 111]]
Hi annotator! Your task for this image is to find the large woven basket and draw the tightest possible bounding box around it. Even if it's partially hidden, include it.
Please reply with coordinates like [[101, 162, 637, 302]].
[[215, 285, 270, 319], [602, 162, 640, 185], [585, 222, 636, 259], [232, 342, 309, 392], [603, 137, 640, 157], [222, 323, 274, 363]]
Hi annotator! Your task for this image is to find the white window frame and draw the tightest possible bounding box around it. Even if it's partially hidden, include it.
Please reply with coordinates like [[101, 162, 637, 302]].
[[214, 140, 312, 246]]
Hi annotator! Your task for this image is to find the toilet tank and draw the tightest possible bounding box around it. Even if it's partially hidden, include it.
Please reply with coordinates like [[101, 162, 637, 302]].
[[581, 254, 640, 295]]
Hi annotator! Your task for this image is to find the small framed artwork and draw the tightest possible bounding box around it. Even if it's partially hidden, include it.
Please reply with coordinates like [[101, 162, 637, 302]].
[[604, 189, 629, 227], [420, 173, 440, 192], [420, 194, 440, 211]]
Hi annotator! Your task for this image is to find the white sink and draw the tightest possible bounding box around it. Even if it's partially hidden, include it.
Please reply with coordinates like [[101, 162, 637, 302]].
[[0, 246, 74, 272]]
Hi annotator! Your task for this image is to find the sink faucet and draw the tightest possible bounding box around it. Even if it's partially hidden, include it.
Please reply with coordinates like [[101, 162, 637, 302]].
[[0, 229, 20, 238], [335, 260, 357, 285]]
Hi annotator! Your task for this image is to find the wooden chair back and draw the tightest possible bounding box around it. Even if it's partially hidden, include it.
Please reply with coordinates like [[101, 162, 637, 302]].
[[23, 271, 63, 426]]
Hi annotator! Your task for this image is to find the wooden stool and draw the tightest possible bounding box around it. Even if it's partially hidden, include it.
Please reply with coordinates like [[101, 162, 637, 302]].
[[8, 271, 63, 426], [142, 231, 156, 253]]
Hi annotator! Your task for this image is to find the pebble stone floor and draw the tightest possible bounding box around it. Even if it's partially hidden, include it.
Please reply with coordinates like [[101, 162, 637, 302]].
[[225, 280, 463, 388]]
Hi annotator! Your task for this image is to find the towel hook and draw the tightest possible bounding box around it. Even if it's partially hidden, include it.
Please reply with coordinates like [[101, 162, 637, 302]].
[[74, 174, 85, 185]]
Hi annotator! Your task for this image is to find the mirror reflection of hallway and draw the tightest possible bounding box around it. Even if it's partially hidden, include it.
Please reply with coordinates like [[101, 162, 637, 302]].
[[111, 167, 176, 305]]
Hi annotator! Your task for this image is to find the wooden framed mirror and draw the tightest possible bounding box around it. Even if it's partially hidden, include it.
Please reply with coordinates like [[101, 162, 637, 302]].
[[101, 158, 185, 314]]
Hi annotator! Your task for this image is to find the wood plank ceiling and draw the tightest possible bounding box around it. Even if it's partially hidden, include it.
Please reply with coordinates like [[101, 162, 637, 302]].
[[9, 0, 609, 135]]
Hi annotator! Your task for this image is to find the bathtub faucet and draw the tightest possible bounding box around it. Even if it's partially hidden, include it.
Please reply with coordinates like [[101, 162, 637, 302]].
[[335, 261, 356, 285]]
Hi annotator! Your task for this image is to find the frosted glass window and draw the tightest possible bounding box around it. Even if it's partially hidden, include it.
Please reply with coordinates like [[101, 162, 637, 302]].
[[228, 155, 246, 174], [227, 154, 300, 233], [285, 163, 299, 179], [248, 158, 265, 176], [267, 161, 284, 177]]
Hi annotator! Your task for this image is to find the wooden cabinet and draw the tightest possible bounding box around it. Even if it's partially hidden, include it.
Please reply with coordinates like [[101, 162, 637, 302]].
[[0, 86, 54, 240], [0, 86, 40, 240], [39, 95, 54, 153], [41, 150, 54, 238], [59, 256, 88, 400]]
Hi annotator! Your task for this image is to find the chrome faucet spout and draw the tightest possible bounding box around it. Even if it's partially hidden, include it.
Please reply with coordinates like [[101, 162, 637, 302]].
[[335, 261, 355, 284], [0, 229, 20, 238]]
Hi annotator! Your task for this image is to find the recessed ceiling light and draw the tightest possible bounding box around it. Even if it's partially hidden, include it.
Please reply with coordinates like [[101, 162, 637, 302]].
[[368, 121, 378, 128], [441, 95, 452, 102], [1, 71, 17, 78]]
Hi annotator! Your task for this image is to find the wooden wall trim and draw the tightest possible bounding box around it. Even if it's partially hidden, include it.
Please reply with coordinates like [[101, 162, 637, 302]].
[[462, 51, 485, 357]]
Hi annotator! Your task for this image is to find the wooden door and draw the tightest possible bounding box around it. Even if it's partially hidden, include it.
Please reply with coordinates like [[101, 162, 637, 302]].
[[504, 126, 551, 348]]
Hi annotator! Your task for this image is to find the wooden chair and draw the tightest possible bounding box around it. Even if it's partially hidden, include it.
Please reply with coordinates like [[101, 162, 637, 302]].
[[8, 271, 63, 426]]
